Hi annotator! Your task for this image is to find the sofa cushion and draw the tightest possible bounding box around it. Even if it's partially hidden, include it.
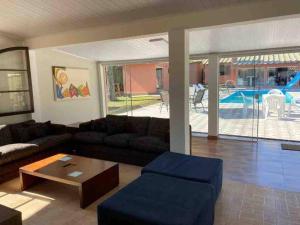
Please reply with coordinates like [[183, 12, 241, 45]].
[[73, 131, 107, 144], [148, 118, 169, 140], [79, 121, 92, 131], [91, 118, 107, 132], [31, 122, 51, 138], [98, 173, 215, 225], [21, 122, 51, 141], [9, 120, 36, 142], [106, 115, 128, 135], [142, 152, 223, 201], [0, 125, 13, 147], [28, 133, 72, 151], [126, 116, 150, 136], [129, 136, 169, 153], [104, 133, 139, 148], [0, 143, 39, 166]]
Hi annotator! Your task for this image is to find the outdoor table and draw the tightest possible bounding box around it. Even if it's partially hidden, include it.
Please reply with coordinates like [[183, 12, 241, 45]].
[[286, 92, 300, 116]]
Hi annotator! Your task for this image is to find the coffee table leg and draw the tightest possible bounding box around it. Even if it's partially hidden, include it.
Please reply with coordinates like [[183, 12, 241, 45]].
[[20, 172, 42, 191], [79, 164, 119, 209]]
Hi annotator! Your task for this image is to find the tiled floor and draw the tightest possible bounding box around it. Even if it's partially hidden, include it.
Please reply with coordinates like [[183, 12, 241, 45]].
[[0, 137, 300, 225], [118, 100, 300, 141], [193, 137, 300, 192]]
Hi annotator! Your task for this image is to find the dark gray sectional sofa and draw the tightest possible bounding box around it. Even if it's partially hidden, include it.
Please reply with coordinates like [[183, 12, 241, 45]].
[[0, 120, 72, 184], [73, 115, 172, 166]]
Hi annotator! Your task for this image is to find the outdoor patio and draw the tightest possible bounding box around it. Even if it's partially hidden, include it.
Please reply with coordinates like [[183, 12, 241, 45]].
[[118, 99, 300, 141]]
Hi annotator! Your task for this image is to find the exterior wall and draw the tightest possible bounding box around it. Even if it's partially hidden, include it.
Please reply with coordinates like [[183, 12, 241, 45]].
[[190, 63, 203, 84], [203, 62, 300, 87], [122, 62, 203, 95], [158, 62, 169, 91], [119, 61, 300, 94], [236, 63, 300, 87], [123, 64, 158, 94]]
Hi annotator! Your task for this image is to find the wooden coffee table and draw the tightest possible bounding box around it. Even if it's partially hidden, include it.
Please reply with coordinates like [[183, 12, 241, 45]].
[[19, 154, 119, 209]]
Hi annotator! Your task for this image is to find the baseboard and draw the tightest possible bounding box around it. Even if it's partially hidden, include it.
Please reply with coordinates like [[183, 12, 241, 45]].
[[207, 135, 218, 140]]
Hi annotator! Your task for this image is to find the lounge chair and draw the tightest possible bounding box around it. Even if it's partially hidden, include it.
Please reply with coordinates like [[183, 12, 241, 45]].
[[190, 89, 206, 112], [159, 90, 169, 112]]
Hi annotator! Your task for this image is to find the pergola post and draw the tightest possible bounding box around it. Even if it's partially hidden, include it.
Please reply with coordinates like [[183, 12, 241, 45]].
[[208, 54, 219, 138]]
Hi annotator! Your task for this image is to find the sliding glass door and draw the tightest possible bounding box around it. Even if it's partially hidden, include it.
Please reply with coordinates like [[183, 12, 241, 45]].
[[218, 52, 300, 142], [104, 62, 169, 118], [218, 56, 261, 140]]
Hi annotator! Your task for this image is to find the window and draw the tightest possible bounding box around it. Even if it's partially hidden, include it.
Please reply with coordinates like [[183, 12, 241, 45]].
[[0, 47, 34, 116], [237, 68, 264, 87], [219, 64, 230, 76], [268, 67, 297, 86], [156, 68, 163, 90]]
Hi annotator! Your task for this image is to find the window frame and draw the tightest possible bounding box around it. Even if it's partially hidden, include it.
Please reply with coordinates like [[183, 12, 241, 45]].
[[0, 47, 34, 117]]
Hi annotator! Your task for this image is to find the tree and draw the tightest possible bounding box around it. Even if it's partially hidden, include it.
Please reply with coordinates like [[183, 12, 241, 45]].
[[108, 66, 116, 101]]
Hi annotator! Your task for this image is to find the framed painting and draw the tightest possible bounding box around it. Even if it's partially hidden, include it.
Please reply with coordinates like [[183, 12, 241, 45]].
[[52, 66, 91, 101]]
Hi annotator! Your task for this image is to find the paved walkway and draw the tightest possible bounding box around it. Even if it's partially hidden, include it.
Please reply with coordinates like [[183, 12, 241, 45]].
[[118, 100, 300, 141]]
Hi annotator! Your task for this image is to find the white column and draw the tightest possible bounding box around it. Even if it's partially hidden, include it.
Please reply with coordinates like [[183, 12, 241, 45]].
[[169, 29, 190, 155], [97, 63, 107, 118], [208, 54, 219, 137]]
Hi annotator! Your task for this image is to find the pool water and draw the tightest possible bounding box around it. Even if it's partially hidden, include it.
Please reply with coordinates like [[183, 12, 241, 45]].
[[220, 89, 293, 104]]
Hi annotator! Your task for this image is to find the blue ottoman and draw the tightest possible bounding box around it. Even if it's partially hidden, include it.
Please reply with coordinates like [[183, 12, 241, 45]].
[[142, 152, 223, 201], [98, 173, 214, 225]]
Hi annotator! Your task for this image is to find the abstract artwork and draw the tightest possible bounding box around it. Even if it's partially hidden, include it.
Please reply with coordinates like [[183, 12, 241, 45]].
[[52, 66, 91, 101]]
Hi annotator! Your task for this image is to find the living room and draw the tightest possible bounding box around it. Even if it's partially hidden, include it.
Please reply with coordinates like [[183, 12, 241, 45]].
[[1, 1, 300, 225]]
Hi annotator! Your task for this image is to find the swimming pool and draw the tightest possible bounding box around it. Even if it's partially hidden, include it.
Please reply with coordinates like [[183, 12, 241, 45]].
[[220, 89, 293, 104]]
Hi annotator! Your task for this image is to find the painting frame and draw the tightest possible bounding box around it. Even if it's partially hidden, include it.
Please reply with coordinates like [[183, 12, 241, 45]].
[[52, 66, 91, 101]]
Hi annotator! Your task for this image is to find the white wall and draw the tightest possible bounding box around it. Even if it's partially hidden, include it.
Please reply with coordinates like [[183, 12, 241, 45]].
[[30, 48, 101, 125]]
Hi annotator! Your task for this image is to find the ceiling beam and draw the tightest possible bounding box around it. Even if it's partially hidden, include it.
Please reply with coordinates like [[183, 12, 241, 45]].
[[25, 0, 300, 49]]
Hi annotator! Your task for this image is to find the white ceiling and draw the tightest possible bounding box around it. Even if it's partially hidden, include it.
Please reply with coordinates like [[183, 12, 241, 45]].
[[57, 17, 300, 61], [0, 0, 265, 38]]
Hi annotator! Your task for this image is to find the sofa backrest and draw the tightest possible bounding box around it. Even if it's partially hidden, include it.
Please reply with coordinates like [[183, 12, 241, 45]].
[[106, 115, 128, 135], [126, 116, 150, 136], [147, 117, 170, 141], [7, 120, 36, 142], [78, 116, 170, 140]]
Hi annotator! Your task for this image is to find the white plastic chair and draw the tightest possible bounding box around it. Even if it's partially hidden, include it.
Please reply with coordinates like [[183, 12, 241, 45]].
[[240, 92, 253, 115], [268, 89, 284, 95], [263, 94, 285, 118]]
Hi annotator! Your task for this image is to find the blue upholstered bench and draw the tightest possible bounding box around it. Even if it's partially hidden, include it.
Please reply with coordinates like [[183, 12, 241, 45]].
[[98, 173, 215, 225], [142, 152, 223, 201]]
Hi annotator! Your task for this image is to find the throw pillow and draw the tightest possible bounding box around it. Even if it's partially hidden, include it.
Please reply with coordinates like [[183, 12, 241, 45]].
[[148, 118, 170, 140], [9, 120, 36, 142], [27, 122, 51, 140], [13, 127, 31, 142], [106, 115, 128, 135], [91, 118, 107, 132]]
